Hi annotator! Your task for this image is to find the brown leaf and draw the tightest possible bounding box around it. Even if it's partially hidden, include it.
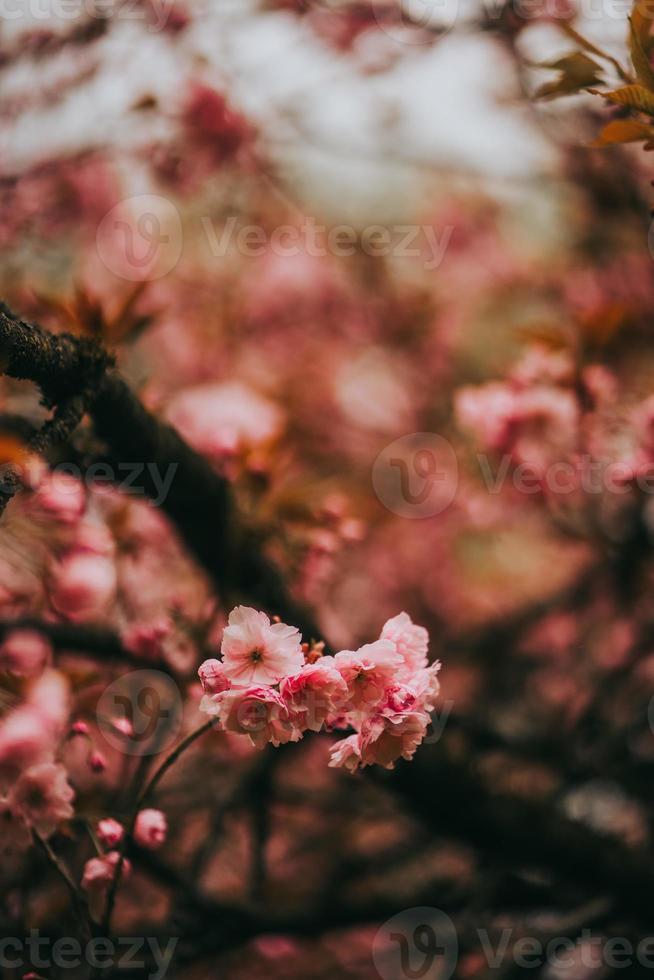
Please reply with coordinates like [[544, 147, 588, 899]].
[[590, 83, 654, 113], [592, 118, 654, 144], [629, 14, 654, 90], [631, 0, 654, 57], [536, 53, 604, 99]]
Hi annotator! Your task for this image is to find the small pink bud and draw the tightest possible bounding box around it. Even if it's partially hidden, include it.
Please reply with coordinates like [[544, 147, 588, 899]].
[[134, 808, 167, 849], [112, 717, 133, 737], [198, 658, 229, 694], [71, 720, 90, 736], [88, 751, 107, 773], [97, 817, 124, 848]]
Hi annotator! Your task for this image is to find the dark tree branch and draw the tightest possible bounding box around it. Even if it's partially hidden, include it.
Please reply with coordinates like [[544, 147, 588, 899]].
[[0, 302, 320, 640]]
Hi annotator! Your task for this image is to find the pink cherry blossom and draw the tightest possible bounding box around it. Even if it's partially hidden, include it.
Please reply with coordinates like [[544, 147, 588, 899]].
[[221, 606, 303, 686], [207, 685, 299, 748], [134, 808, 167, 849], [28, 670, 70, 733], [328, 734, 362, 773], [166, 381, 283, 460], [9, 762, 74, 836], [334, 640, 402, 716], [48, 551, 116, 620], [82, 850, 130, 892], [82, 850, 131, 919], [415, 661, 442, 712], [0, 629, 51, 677], [358, 708, 430, 769], [455, 382, 518, 451], [123, 618, 171, 660], [28, 471, 86, 524], [198, 657, 230, 694], [280, 657, 348, 732], [380, 612, 429, 676], [0, 707, 54, 775]]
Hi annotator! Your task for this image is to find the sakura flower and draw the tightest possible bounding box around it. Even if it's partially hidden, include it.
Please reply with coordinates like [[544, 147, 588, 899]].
[[28, 669, 70, 733], [328, 734, 362, 773], [455, 382, 517, 451], [0, 672, 68, 776], [82, 850, 131, 920], [358, 707, 430, 769], [123, 618, 171, 660], [0, 707, 54, 775], [97, 818, 124, 848], [413, 661, 442, 713], [82, 850, 130, 891], [456, 379, 578, 475], [198, 657, 230, 694], [221, 606, 303, 686], [509, 387, 579, 472], [9, 762, 74, 837], [182, 84, 254, 168], [280, 657, 347, 732], [134, 808, 167, 850], [334, 640, 402, 716], [166, 381, 283, 460], [0, 629, 51, 677], [207, 685, 299, 748], [48, 551, 116, 621], [380, 612, 429, 676], [28, 471, 86, 524]]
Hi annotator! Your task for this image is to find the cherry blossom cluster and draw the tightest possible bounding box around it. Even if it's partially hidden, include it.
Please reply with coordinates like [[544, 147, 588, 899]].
[[0, 667, 74, 855], [81, 809, 167, 918], [455, 344, 582, 478], [454, 343, 654, 494], [198, 606, 440, 771]]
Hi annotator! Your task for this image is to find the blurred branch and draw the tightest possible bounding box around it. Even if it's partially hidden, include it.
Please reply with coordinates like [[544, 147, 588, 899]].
[[0, 616, 170, 670], [0, 302, 321, 640]]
